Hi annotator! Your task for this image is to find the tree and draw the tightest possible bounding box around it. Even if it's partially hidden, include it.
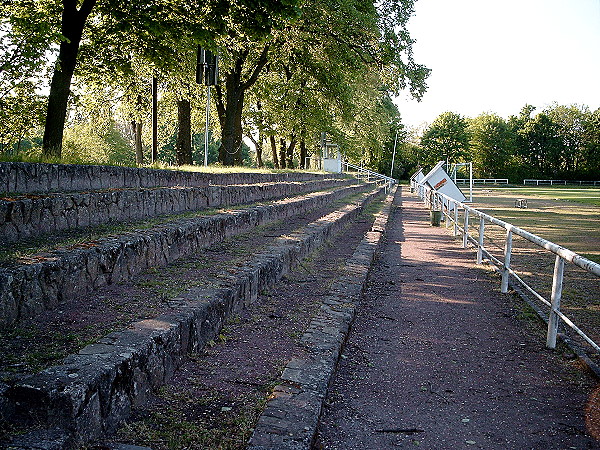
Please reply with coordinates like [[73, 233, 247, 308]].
[[582, 108, 600, 178], [42, 0, 97, 158], [518, 112, 563, 177], [545, 103, 589, 176], [467, 113, 515, 178], [211, 0, 303, 165], [420, 112, 469, 169], [216, 0, 428, 166]]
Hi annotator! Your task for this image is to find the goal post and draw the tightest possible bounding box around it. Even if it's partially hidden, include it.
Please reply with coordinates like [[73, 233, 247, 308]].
[[450, 162, 473, 202]]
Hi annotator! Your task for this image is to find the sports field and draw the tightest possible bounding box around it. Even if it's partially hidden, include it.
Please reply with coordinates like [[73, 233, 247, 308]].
[[468, 186, 600, 262], [457, 185, 600, 360]]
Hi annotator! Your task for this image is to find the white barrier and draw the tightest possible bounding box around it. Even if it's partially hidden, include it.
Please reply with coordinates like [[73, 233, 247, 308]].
[[414, 181, 600, 354], [524, 179, 600, 186]]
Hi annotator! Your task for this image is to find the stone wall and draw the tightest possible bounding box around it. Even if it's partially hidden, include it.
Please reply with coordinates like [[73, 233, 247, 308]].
[[0, 162, 342, 194], [1, 186, 386, 448], [0, 179, 354, 243], [0, 185, 368, 328]]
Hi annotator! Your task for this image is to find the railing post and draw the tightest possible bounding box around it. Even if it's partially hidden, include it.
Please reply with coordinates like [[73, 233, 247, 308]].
[[546, 255, 565, 349], [501, 229, 513, 293], [462, 208, 469, 248], [477, 216, 485, 264], [453, 204, 459, 236]]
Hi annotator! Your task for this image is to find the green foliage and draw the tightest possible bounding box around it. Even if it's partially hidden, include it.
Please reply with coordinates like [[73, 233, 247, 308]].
[[419, 112, 470, 169], [467, 113, 515, 178], [400, 103, 600, 182], [0, 82, 46, 155], [62, 121, 135, 165]]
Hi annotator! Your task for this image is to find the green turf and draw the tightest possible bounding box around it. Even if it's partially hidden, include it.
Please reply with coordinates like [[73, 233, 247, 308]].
[[475, 186, 600, 206], [469, 186, 600, 261]]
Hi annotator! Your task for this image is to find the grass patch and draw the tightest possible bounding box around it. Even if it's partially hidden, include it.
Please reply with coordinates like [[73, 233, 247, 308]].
[[0, 153, 331, 176], [112, 382, 274, 449], [470, 186, 600, 258]]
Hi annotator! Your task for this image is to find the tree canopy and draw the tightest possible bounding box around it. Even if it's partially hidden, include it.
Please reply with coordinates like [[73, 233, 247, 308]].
[[411, 103, 600, 182], [0, 0, 428, 170]]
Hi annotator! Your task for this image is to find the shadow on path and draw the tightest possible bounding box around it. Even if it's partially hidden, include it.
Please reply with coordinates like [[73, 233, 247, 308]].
[[316, 187, 599, 449]]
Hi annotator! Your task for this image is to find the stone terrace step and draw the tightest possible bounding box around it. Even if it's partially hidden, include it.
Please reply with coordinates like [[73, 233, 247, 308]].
[[0, 185, 387, 448], [1, 178, 356, 243], [0, 183, 370, 328], [0, 162, 345, 194]]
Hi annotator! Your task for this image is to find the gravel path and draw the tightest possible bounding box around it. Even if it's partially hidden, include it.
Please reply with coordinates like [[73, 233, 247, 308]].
[[316, 188, 599, 449]]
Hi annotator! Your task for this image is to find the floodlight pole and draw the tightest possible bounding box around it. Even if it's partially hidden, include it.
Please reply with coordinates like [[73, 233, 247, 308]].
[[390, 129, 398, 179], [469, 161, 473, 202], [151, 76, 158, 163], [204, 86, 210, 167]]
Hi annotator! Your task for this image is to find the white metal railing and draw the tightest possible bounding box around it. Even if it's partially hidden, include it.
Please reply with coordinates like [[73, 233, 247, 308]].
[[344, 162, 397, 190], [524, 179, 600, 186], [456, 178, 509, 185], [416, 183, 600, 354]]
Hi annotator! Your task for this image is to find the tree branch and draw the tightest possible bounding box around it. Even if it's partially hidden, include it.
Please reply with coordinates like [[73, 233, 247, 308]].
[[241, 44, 270, 91]]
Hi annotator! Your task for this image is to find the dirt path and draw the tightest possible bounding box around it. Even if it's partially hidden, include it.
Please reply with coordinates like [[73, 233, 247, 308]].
[[316, 188, 600, 449]]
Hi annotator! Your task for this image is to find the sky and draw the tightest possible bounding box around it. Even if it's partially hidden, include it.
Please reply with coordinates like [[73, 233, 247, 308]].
[[395, 0, 600, 130]]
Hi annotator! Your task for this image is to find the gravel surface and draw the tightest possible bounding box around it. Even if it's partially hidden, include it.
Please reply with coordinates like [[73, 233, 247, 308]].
[[0, 192, 371, 379], [93, 196, 385, 449], [316, 188, 600, 449]]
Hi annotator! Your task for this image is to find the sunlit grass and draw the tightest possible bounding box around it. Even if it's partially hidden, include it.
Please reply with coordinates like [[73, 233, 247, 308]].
[[474, 186, 600, 207], [0, 153, 329, 176]]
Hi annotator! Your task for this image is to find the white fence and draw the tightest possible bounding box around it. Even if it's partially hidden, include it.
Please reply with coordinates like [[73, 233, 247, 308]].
[[524, 179, 600, 186], [416, 184, 600, 356], [455, 178, 509, 185], [344, 162, 397, 189]]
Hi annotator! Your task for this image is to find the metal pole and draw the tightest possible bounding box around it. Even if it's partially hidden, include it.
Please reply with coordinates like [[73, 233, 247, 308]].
[[204, 86, 210, 167], [390, 129, 398, 179], [462, 209, 469, 248], [546, 255, 565, 349], [501, 229, 513, 293], [477, 217, 485, 264], [469, 162, 473, 202], [151, 76, 158, 163]]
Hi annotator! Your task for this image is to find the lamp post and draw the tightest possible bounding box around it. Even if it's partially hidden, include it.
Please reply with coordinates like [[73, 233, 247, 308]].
[[196, 47, 219, 166], [390, 128, 398, 179]]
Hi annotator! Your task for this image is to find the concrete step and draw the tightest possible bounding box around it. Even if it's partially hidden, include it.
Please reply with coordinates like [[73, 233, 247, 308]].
[[0, 178, 356, 244], [0, 183, 370, 328], [0, 162, 346, 194], [248, 188, 396, 449], [0, 184, 387, 448]]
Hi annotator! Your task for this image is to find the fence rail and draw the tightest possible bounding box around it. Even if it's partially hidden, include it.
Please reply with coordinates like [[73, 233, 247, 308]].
[[523, 179, 600, 186], [344, 162, 397, 188], [455, 178, 508, 185], [416, 183, 600, 355]]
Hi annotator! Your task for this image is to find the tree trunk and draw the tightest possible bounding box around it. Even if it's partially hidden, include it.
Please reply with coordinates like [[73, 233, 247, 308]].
[[286, 136, 296, 169], [214, 46, 270, 166], [131, 121, 144, 165], [216, 73, 244, 166], [300, 140, 307, 169], [151, 76, 158, 163], [176, 99, 192, 165], [279, 138, 287, 169], [42, 0, 96, 158], [270, 135, 279, 168], [255, 131, 264, 168]]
